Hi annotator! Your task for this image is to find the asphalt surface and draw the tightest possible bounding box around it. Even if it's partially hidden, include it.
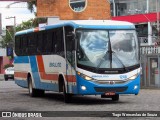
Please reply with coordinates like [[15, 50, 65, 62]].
[[0, 80, 160, 120]]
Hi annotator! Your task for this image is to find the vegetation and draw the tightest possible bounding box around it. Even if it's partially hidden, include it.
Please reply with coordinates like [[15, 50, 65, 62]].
[[0, 18, 47, 48], [3, 64, 14, 69], [27, 0, 37, 13], [0, 26, 14, 48], [0, 0, 47, 48]]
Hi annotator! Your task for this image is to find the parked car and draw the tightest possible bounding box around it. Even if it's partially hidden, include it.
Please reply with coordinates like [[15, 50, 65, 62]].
[[4, 67, 14, 81]]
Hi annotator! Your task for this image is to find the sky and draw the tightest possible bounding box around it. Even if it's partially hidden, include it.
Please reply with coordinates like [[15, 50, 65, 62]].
[[0, 1, 35, 29]]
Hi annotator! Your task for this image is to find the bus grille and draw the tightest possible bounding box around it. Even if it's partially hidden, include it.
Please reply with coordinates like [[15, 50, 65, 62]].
[[93, 80, 126, 84], [94, 87, 128, 92]]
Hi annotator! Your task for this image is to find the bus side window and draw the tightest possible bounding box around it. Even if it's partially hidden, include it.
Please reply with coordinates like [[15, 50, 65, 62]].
[[42, 31, 48, 54], [37, 32, 43, 54], [15, 36, 21, 56], [52, 30, 56, 54], [22, 35, 28, 55], [19, 36, 23, 55], [45, 31, 52, 54], [28, 33, 37, 55], [54, 28, 64, 55]]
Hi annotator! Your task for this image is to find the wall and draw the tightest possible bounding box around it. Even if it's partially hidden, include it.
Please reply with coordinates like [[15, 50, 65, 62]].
[[0, 14, 2, 34], [37, 0, 111, 20], [141, 54, 160, 88], [0, 56, 12, 74]]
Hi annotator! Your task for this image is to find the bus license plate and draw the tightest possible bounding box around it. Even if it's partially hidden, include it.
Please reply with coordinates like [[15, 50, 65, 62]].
[[105, 92, 115, 96]]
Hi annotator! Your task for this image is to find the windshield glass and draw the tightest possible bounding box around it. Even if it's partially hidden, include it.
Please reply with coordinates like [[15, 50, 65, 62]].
[[76, 29, 139, 71], [110, 30, 139, 67]]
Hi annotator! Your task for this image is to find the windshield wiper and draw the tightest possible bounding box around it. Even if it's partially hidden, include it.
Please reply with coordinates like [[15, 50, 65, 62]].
[[95, 50, 110, 72], [112, 51, 129, 72], [95, 50, 129, 73]]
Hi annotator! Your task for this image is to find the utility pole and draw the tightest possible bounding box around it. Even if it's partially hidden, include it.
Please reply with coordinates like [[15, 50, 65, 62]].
[[147, 0, 152, 45], [112, 0, 116, 17], [5, 16, 16, 46], [5, 16, 16, 57]]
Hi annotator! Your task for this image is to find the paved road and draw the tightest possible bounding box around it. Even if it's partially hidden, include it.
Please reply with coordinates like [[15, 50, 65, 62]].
[[0, 80, 160, 120]]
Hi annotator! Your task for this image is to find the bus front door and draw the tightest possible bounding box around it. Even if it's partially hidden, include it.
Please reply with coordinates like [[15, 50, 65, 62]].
[[65, 26, 76, 93]]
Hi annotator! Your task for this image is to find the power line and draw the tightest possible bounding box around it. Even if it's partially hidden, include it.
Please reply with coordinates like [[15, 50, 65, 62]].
[[0, 2, 28, 8]]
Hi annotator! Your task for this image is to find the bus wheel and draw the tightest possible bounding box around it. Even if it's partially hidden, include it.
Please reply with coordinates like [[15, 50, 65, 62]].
[[112, 94, 119, 101], [28, 77, 44, 97], [63, 82, 72, 103]]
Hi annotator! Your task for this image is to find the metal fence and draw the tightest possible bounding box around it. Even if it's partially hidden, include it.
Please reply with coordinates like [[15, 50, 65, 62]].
[[140, 46, 160, 88]]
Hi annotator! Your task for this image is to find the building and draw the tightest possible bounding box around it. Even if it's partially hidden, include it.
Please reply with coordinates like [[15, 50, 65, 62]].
[[110, 0, 160, 88], [37, 0, 111, 20], [111, 0, 160, 45], [0, 13, 2, 34], [0, 30, 13, 74], [0, 13, 13, 74]]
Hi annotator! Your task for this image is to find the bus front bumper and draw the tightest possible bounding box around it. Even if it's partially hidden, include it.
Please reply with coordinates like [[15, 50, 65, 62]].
[[76, 75, 140, 95]]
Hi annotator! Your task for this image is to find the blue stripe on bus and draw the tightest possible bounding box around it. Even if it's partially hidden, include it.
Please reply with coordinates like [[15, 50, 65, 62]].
[[15, 79, 28, 88], [15, 29, 34, 36], [14, 56, 29, 63], [16, 22, 135, 36], [29, 56, 59, 91], [14, 55, 76, 94], [79, 25, 134, 29]]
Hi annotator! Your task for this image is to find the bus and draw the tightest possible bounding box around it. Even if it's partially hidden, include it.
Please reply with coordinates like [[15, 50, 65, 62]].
[[14, 20, 140, 103]]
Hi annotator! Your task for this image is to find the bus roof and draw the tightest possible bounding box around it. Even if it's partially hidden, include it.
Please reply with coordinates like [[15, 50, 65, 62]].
[[15, 20, 135, 36]]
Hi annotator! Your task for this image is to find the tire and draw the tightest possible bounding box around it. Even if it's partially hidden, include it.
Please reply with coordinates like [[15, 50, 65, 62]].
[[28, 77, 44, 97], [63, 82, 72, 103], [4, 76, 8, 81], [112, 94, 119, 101]]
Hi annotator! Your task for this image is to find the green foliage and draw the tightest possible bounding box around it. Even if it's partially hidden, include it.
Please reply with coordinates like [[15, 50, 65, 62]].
[[27, 0, 37, 13], [0, 18, 47, 48], [0, 0, 41, 48], [0, 27, 14, 48], [32, 18, 47, 27], [16, 18, 47, 32], [3, 64, 14, 69], [16, 19, 34, 31]]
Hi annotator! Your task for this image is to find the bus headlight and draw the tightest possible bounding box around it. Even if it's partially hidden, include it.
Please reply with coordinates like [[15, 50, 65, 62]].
[[134, 85, 138, 90], [128, 74, 138, 80], [84, 76, 92, 80], [77, 72, 93, 81], [81, 86, 87, 90]]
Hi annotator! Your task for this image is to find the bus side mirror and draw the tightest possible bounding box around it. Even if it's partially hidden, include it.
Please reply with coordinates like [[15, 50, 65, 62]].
[[67, 31, 75, 39]]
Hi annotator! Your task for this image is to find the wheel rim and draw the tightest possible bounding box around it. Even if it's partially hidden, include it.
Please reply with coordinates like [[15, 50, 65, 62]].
[[29, 80, 32, 94]]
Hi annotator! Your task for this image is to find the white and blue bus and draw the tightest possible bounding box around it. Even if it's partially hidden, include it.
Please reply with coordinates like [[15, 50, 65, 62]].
[[14, 20, 140, 103]]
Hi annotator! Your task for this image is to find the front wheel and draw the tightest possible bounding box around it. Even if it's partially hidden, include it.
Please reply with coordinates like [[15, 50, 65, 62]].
[[63, 83, 72, 103], [28, 77, 44, 97], [4, 75, 8, 81]]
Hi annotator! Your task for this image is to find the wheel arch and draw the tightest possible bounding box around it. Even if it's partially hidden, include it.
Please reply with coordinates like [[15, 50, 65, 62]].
[[27, 72, 35, 88], [58, 73, 67, 92]]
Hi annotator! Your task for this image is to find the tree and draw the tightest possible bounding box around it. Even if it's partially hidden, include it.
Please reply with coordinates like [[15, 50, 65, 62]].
[[27, 0, 37, 13], [0, 26, 14, 48], [0, 18, 47, 48]]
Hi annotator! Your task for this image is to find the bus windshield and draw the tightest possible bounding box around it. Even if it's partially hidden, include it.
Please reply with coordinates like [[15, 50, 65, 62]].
[[76, 29, 139, 71]]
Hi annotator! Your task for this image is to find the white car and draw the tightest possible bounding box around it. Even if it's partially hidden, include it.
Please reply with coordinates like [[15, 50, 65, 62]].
[[4, 67, 14, 81]]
